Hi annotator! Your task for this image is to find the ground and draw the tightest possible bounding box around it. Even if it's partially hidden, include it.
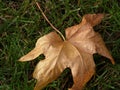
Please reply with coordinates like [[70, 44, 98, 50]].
[[0, 0, 120, 90]]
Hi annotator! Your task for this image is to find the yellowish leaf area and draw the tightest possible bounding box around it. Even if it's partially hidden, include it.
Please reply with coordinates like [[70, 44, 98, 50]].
[[19, 14, 115, 90]]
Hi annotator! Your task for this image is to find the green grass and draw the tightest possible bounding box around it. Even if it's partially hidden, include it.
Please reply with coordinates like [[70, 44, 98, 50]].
[[0, 0, 120, 90]]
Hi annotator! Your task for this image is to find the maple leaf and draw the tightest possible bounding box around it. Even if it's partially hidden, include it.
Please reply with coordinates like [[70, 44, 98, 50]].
[[19, 14, 115, 90]]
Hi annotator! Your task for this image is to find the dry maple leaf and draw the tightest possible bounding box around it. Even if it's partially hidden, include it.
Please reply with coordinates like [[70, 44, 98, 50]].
[[19, 14, 115, 90]]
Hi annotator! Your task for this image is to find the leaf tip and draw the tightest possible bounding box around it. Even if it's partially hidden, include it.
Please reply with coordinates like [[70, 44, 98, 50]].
[[83, 13, 105, 26], [111, 58, 115, 65], [18, 56, 27, 62]]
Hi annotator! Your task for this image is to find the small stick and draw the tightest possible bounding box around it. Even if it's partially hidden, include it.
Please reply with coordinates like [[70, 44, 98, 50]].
[[35, 1, 65, 41]]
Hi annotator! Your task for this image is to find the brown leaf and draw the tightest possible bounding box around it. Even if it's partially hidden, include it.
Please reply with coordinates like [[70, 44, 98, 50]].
[[19, 14, 115, 90]]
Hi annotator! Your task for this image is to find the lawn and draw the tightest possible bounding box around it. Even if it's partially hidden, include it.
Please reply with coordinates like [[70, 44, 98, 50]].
[[0, 0, 120, 90]]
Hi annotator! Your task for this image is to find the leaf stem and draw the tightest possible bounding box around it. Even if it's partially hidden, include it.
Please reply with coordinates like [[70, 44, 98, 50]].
[[35, 1, 65, 41]]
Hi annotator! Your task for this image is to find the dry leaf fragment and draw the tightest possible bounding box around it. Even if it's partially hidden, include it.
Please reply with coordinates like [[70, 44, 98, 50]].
[[19, 14, 115, 90]]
